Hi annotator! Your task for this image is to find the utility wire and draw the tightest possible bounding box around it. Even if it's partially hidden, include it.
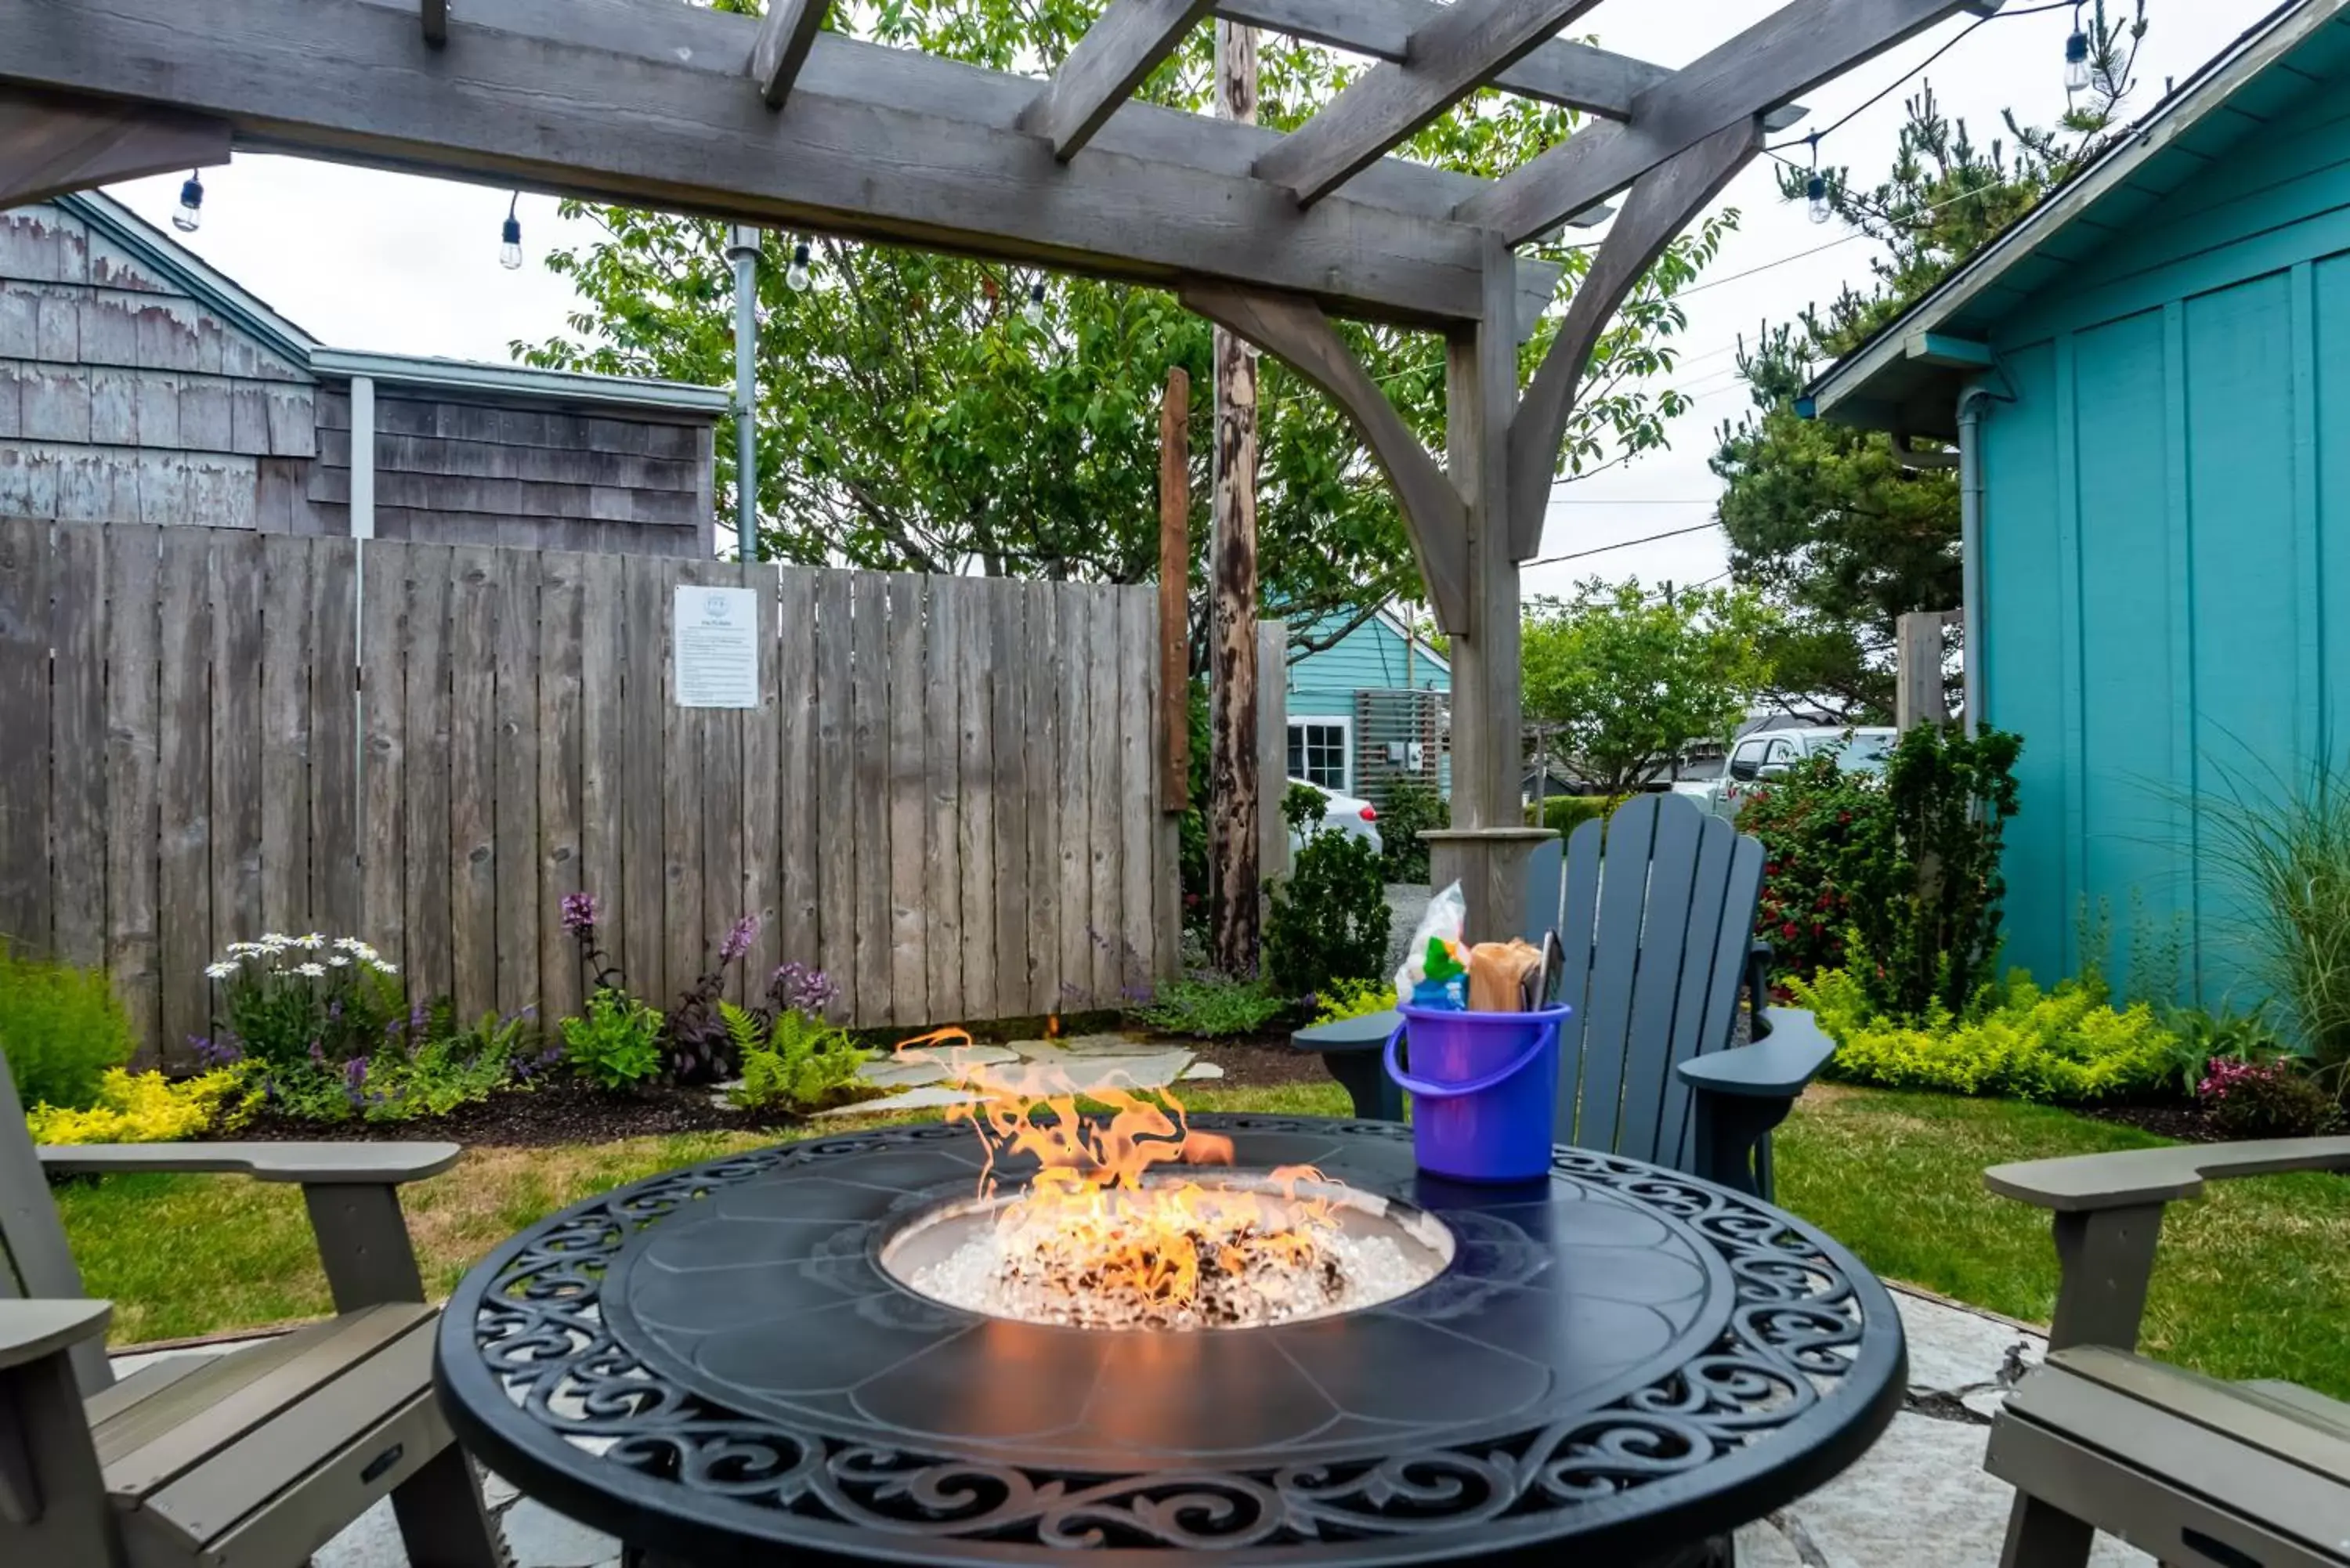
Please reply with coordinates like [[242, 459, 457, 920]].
[[1524, 519, 1722, 568]]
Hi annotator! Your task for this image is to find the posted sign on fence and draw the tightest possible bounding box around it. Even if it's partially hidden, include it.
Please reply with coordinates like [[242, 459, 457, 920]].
[[674, 584, 760, 708]]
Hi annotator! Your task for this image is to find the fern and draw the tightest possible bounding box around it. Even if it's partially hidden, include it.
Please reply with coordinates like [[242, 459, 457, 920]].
[[727, 1005, 873, 1113]]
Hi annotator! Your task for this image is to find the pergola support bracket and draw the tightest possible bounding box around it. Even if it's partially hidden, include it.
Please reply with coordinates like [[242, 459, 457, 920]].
[[0, 91, 230, 212]]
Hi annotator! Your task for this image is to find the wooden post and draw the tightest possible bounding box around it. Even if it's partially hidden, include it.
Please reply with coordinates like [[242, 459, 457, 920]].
[[1258, 619, 1289, 887], [1159, 367, 1191, 812], [1896, 609, 1958, 729], [1208, 16, 1261, 976]]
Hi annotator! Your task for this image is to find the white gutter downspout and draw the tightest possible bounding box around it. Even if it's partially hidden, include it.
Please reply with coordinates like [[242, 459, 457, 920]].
[[1956, 382, 1993, 732], [348, 374, 376, 540]]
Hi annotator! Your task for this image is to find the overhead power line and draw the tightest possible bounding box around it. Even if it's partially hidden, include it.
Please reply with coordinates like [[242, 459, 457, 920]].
[[1524, 518, 1722, 568]]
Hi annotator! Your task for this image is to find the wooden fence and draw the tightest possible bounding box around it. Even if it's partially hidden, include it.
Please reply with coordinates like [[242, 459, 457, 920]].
[[0, 519, 1178, 1063]]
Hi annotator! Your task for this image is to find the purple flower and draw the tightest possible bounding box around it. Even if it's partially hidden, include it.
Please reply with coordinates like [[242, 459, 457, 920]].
[[190, 1034, 244, 1068], [309, 1039, 327, 1066], [561, 891, 601, 936], [718, 914, 759, 965], [771, 962, 837, 1015]]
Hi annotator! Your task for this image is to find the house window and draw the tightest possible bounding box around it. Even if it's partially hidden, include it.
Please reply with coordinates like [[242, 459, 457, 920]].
[[1288, 719, 1351, 793]]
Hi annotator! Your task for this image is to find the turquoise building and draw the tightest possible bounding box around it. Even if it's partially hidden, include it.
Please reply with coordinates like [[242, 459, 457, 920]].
[[1808, 0, 2350, 1004], [1282, 610, 1450, 804]]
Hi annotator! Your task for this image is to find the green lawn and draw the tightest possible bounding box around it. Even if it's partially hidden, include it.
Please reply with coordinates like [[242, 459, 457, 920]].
[[49, 1082, 2350, 1400]]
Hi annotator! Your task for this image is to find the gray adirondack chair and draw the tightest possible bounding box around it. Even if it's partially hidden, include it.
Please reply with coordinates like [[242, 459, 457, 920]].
[[1292, 792, 1835, 1196], [1982, 1138, 2350, 1568], [0, 1050, 506, 1568]]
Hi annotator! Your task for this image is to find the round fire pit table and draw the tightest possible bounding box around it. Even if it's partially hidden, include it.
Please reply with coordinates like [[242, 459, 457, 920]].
[[436, 1115, 1906, 1568]]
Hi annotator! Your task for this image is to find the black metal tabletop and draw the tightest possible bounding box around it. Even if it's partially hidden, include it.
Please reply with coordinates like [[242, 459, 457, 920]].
[[435, 1115, 1906, 1567]]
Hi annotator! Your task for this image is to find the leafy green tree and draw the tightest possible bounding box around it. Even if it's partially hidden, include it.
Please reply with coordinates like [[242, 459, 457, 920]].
[[1710, 5, 2146, 718], [516, 0, 1734, 658], [1522, 580, 1778, 795]]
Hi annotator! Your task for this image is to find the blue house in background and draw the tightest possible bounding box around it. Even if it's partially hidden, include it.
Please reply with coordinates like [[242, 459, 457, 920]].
[[1283, 609, 1449, 804], [1810, 0, 2350, 1004]]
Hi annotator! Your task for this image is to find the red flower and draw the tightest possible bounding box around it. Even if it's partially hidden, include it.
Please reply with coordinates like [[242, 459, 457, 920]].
[[1779, 921, 1799, 940]]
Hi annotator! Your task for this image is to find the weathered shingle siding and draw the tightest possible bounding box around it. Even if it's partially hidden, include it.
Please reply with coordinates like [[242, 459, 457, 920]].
[[2, 199, 717, 556], [312, 388, 714, 556], [0, 201, 314, 529]]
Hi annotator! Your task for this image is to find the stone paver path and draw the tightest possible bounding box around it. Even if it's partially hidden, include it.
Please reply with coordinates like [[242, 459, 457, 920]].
[[819, 1029, 1195, 1115], [126, 1284, 2151, 1567]]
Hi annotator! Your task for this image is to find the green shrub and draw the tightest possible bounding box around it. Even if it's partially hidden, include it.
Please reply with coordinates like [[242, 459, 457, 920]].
[[1529, 793, 1611, 838], [0, 941, 135, 1111], [1740, 753, 1887, 986], [2198, 1057, 2341, 1138], [206, 934, 405, 1069], [723, 1002, 873, 1112], [1129, 974, 1289, 1039], [1377, 780, 1445, 883], [1313, 977, 1397, 1024], [1264, 831, 1391, 998], [222, 1000, 543, 1124], [1798, 966, 2178, 1103], [560, 987, 665, 1090], [1282, 780, 1328, 833]]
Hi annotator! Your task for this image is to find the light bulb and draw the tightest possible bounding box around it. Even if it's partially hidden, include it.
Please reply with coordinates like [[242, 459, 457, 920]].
[[1806, 173, 1831, 225], [173, 172, 204, 233], [499, 214, 523, 270], [2063, 31, 2092, 92], [786, 241, 813, 293], [1022, 282, 1046, 328]]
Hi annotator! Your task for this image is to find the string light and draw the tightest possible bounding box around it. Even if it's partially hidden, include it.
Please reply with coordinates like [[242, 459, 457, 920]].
[[1022, 280, 1047, 327], [1803, 132, 1831, 225], [498, 193, 523, 270], [2063, 8, 2093, 92], [172, 171, 204, 233], [785, 240, 813, 292]]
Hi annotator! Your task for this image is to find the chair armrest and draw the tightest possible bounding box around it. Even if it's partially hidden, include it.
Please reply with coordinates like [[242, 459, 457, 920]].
[[37, 1141, 458, 1185], [0, 1300, 111, 1373], [1745, 940, 1773, 1013], [1986, 1137, 2350, 1213], [1291, 1010, 1401, 1053], [1676, 1006, 1835, 1100]]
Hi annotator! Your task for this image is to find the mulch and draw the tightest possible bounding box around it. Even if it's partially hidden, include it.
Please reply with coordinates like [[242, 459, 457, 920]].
[[215, 1039, 1334, 1148], [2074, 1099, 2224, 1143]]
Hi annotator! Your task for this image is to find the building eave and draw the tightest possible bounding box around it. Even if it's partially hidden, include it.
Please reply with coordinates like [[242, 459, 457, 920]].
[[306, 349, 732, 417]]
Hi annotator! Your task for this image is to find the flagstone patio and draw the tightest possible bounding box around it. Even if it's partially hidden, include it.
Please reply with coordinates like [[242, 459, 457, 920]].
[[107, 1286, 2152, 1567]]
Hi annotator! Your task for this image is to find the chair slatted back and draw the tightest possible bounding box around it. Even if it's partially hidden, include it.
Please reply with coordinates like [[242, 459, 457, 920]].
[[0, 1045, 111, 1393], [1542, 794, 1765, 1172]]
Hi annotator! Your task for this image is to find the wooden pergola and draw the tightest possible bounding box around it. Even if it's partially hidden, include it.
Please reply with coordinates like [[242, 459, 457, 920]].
[[0, 0, 2001, 932]]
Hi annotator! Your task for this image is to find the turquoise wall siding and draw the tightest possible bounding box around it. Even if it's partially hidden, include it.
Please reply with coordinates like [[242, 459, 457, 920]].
[[1285, 613, 1448, 722], [1976, 85, 2350, 1003]]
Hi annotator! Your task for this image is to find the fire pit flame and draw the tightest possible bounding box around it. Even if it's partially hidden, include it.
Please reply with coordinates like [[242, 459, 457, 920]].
[[884, 1030, 1448, 1330]]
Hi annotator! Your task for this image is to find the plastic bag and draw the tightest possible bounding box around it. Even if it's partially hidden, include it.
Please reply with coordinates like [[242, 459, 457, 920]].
[[1394, 880, 1469, 1010]]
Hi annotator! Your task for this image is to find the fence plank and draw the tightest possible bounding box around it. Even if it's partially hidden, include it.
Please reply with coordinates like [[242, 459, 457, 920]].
[[697, 565, 746, 1006], [494, 548, 542, 1018], [103, 526, 161, 1055], [955, 576, 996, 1023], [49, 523, 107, 968], [619, 554, 666, 1006], [446, 546, 498, 1020], [258, 537, 312, 943], [1086, 585, 1123, 1007], [356, 540, 407, 970], [990, 580, 1027, 1016], [887, 573, 927, 1027], [0, 518, 52, 957], [309, 537, 360, 941], [574, 550, 623, 1010], [537, 548, 585, 1031], [740, 562, 783, 1003], [208, 533, 264, 962], [813, 569, 854, 1021], [775, 565, 818, 981], [1119, 587, 1155, 993], [662, 568, 706, 1007], [156, 527, 213, 1060], [400, 544, 453, 1010], [850, 572, 891, 1027], [1054, 586, 1090, 1010], [922, 576, 961, 1022], [1151, 588, 1182, 981]]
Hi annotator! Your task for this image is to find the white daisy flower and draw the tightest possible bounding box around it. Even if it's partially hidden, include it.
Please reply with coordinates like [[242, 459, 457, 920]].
[[299, 932, 327, 950], [260, 931, 293, 948], [204, 961, 237, 979], [327, 954, 352, 967], [352, 942, 381, 962], [225, 941, 260, 957], [372, 960, 400, 975], [295, 962, 327, 977], [334, 936, 363, 952]]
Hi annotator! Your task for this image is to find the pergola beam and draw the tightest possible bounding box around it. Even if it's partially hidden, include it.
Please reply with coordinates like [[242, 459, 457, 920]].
[[1506, 117, 1762, 556], [1021, 0, 1214, 161], [0, 0, 1548, 328], [1180, 281, 1470, 634], [0, 90, 230, 211], [1460, 0, 2004, 245], [1253, 0, 1602, 206], [750, 0, 833, 110]]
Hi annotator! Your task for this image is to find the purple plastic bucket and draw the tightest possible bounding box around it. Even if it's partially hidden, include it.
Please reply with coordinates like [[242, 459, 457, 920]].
[[1384, 1003, 1571, 1183]]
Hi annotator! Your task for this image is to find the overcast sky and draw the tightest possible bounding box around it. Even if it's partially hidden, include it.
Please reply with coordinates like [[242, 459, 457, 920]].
[[107, 0, 2270, 596]]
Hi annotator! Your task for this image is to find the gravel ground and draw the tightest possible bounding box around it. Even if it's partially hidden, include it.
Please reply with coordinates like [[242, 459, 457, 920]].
[[1384, 882, 1432, 977]]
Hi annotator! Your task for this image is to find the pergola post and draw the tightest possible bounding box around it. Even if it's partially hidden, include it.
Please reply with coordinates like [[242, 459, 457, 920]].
[[1427, 233, 1550, 941]]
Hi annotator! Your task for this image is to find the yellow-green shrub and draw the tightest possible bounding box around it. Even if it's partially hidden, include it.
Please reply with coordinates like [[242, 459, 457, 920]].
[[26, 1068, 252, 1144], [1796, 967, 2178, 1102], [1314, 978, 1397, 1024]]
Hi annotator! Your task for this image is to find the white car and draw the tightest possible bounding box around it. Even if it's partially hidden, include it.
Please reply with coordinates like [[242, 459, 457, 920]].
[[1287, 779, 1384, 858], [1675, 726, 1898, 822]]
